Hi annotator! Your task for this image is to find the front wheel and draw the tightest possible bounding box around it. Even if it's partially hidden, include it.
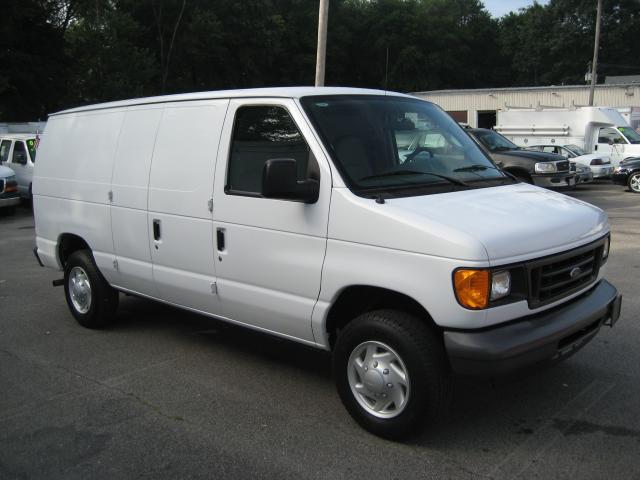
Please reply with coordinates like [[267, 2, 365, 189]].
[[63, 250, 118, 328], [628, 172, 640, 193], [333, 310, 452, 440]]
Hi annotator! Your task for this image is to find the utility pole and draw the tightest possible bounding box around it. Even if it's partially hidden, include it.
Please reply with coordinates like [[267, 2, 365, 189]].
[[315, 0, 329, 87], [588, 0, 603, 106]]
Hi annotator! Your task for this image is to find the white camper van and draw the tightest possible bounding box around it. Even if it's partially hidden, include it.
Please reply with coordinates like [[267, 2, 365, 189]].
[[496, 106, 640, 166], [33, 87, 621, 439]]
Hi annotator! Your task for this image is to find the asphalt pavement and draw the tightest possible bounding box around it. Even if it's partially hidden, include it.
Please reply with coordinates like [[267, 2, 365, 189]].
[[1, 181, 639, 479]]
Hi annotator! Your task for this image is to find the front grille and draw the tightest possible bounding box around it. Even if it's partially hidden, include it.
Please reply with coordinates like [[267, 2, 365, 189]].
[[527, 238, 605, 308], [556, 160, 570, 172]]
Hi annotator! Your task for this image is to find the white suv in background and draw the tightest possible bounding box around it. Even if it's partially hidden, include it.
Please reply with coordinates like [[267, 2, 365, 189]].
[[525, 144, 613, 178], [0, 134, 40, 200]]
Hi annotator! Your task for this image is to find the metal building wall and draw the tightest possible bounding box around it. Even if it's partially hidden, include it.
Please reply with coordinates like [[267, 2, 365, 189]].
[[411, 84, 640, 128]]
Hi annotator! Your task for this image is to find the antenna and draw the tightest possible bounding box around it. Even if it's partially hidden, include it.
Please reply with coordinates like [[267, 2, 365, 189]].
[[384, 47, 389, 92]]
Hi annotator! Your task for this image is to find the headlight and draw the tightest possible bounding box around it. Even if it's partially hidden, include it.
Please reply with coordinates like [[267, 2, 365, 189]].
[[453, 269, 512, 309], [6, 175, 16, 182], [535, 162, 556, 173], [490, 270, 511, 300]]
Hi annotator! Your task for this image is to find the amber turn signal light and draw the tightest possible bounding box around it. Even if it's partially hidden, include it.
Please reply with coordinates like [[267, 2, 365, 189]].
[[454, 269, 490, 309]]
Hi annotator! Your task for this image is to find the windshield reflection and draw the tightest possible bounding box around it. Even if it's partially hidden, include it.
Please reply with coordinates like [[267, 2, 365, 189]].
[[301, 95, 510, 196]]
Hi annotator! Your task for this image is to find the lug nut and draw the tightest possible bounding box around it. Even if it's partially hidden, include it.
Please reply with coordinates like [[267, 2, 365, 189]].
[[364, 366, 368, 371], [387, 383, 393, 388], [373, 361, 378, 368], [383, 369, 389, 375], [382, 393, 387, 398]]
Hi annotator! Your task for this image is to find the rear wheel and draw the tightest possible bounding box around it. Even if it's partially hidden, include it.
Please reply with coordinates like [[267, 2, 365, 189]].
[[333, 310, 452, 440], [63, 250, 118, 328], [0, 206, 16, 216], [628, 172, 640, 193]]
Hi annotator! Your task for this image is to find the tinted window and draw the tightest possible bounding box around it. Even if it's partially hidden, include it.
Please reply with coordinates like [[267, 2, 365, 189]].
[[598, 127, 626, 145], [26, 138, 37, 162], [472, 129, 519, 152], [226, 106, 317, 196], [12, 141, 28, 165], [301, 96, 508, 195], [0, 140, 11, 163]]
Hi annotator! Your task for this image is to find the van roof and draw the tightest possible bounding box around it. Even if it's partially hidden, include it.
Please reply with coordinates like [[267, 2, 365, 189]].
[[0, 133, 38, 140], [52, 87, 413, 116]]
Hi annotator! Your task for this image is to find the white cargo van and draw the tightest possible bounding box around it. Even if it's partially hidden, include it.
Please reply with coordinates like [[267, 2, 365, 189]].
[[33, 88, 621, 439], [496, 106, 640, 166], [0, 133, 39, 199]]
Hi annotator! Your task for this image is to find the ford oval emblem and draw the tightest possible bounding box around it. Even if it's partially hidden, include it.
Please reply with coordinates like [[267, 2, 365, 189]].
[[569, 267, 582, 279]]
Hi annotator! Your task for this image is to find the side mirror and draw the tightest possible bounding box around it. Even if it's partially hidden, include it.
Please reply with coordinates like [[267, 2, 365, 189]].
[[262, 158, 319, 204]]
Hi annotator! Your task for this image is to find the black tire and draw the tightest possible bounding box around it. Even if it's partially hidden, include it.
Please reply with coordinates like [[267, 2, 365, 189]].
[[0, 206, 16, 216], [627, 172, 640, 193], [63, 249, 118, 328], [333, 310, 452, 440]]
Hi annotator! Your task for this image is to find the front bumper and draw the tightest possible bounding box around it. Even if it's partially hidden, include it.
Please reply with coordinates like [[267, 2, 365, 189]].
[[531, 173, 575, 188], [0, 195, 20, 208], [444, 279, 621, 376], [576, 171, 594, 184], [592, 165, 614, 178], [611, 171, 629, 186]]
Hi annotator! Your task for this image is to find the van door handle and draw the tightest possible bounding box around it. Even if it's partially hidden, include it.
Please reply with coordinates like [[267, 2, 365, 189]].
[[594, 145, 598, 151], [153, 219, 161, 241], [216, 228, 225, 251]]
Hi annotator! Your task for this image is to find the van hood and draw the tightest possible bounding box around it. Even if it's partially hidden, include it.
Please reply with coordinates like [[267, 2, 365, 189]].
[[329, 184, 608, 263], [390, 184, 608, 263], [0, 165, 15, 177], [494, 149, 563, 162]]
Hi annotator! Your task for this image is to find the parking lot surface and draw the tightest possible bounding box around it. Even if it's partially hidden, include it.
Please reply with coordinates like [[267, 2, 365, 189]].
[[1, 182, 639, 479]]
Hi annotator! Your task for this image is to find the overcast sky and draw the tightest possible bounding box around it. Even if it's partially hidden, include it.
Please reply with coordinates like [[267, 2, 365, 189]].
[[483, 0, 550, 17]]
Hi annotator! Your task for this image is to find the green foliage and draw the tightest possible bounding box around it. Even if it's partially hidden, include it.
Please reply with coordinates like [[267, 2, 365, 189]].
[[0, 0, 639, 120], [0, 0, 68, 120]]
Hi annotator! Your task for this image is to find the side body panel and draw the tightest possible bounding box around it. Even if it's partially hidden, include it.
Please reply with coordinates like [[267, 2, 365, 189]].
[[147, 99, 229, 313], [109, 106, 164, 297], [34, 111, 125, 274], [211, 98, 332, 342]]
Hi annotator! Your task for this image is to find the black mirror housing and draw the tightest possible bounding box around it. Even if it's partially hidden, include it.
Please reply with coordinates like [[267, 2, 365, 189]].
[[262, 158, 319, 204]]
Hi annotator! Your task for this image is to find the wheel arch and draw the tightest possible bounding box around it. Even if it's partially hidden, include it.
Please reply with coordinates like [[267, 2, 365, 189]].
[[57, 233, 91, 268], [503, 166, 532, 179], [325, 285, 440, 349]]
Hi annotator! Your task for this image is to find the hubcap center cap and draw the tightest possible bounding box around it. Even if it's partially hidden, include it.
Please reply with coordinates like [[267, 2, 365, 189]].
[[363, 369, 385, 394]]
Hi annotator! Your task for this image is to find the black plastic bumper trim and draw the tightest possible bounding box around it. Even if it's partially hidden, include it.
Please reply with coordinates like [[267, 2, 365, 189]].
[[33, 247, 44, 268], [444, 279, 621, 376]]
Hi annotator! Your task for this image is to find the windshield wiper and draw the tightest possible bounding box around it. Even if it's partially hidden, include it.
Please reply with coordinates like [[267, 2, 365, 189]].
[[453, 164, 518, 181], [359, 170, 470, 187]]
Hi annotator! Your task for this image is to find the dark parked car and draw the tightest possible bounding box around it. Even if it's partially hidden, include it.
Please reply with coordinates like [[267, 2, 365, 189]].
[[467, 128, 575, 188], [612, 157, 640, 193]]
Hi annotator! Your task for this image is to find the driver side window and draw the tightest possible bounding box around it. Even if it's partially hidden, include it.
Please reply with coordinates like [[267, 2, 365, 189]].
[[599, 127, 625, 145], [12, 141, 28, 165], [226, 106, 318, 197]]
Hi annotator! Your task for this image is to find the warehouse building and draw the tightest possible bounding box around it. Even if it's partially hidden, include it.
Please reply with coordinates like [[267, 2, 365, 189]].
[[411, 82, 640, 129]]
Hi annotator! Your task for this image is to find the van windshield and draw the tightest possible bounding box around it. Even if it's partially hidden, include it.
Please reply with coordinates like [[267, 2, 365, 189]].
[[565, 144, 586, 156], [300, 95, 509, 195], [617, 126, 640, 144], [471, 129, 519, 152]]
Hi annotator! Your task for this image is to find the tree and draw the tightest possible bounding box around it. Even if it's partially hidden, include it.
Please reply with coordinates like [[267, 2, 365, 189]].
[[0, 0, 68, 120]]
